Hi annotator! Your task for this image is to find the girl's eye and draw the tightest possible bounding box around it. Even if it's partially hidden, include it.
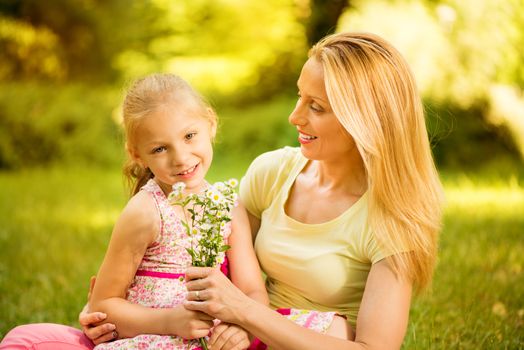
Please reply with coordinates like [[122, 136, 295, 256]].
[[185, 132, 196, 141], [152, 146, 166, 154]]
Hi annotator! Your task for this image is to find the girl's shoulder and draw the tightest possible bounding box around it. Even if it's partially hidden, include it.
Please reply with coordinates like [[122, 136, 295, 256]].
[[115, 190, 160, 242]]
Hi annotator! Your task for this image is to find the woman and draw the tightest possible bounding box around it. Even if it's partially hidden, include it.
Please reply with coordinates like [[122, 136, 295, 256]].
[[183, 31, 444, 349], [0, 32, 443, 350]]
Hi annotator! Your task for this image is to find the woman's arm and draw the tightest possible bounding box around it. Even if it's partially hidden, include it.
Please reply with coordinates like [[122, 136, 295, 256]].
[[77, 276, 118, 345], [203, 203, 269, 350], [226, 203, 268, 305], [245, 211, 261, 243], [185, 258, 412, 350], [90, 192, 213, 340]]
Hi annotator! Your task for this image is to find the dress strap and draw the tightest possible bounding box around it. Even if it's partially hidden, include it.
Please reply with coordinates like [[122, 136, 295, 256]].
[[140, 179, 165, 236]]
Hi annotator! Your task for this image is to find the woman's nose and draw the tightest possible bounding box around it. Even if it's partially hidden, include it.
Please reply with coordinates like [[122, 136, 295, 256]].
[[288, 100, 307, 126]]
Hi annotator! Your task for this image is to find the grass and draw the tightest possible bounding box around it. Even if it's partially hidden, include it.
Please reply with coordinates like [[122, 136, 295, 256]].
[[0, 161, 523, 349]]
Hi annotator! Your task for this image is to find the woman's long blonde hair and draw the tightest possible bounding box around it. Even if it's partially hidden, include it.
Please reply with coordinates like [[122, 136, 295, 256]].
[[121, 73, 217, 196], [309, 32, 444, 291]]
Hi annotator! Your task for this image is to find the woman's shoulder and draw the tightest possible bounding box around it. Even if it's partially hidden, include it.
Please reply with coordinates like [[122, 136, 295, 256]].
[[248, 146, 302, 175], [240, 147, 302, 217]]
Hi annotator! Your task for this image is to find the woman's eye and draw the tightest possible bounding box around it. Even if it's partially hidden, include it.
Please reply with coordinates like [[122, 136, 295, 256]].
[[310, 103, 323, 112], [185, 132, 196, 140]]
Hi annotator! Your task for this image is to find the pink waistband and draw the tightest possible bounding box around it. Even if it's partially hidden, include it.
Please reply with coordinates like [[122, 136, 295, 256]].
[[135, 270, 185, 279]]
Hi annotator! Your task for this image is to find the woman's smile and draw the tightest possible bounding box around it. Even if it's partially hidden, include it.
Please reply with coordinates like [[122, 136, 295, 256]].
[[298, 131, 318, 144]]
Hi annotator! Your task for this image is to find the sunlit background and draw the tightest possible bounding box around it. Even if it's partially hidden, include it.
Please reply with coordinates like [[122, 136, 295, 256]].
[[0, 0, 523, 348]]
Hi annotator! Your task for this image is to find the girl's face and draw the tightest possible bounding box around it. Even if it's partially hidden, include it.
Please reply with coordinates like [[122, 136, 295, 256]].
[[288, 58, 356, 162], [130, 102, 216, 195]]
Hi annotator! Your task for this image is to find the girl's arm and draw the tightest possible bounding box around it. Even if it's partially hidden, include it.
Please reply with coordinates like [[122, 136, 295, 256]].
[[90, 191, 213, 340], [185, 257, 412, 350], [226, 203, 269, 305]]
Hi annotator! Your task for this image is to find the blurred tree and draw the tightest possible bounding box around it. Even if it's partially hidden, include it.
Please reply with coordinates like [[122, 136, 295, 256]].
[[306, 0, 350, 46], [2, 0, 521, 169], [0, 0, 163, 82], [337, 0, 524, 166], [121, 0, 308, 105]]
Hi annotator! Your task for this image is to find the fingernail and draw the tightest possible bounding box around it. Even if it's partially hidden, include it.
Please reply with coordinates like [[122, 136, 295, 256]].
[[98, 312, 107, 319], [112, 331, 118, 339]]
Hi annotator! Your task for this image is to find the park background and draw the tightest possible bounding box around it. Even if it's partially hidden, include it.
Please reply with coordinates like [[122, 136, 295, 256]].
[[0, 0, 523, 348]]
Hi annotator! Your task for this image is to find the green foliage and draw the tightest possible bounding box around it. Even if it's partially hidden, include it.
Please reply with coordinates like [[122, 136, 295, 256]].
[[0, 83, 123, 169], [404, 171, 524, 349], [214, 95, 298, 165], [138, 0, 307, 105], [0, 0, 163, 82], [1, 0, 523, 171], [1, 165, 523, 347], [0, 15, 64, 80], [338, 0, 524, 164], [426, 101, 522, 168], [0, 166, 126, 335]]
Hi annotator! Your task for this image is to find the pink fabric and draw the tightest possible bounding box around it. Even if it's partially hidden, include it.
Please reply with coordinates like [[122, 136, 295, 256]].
[[135, 270, 185, 279], [0, 323, 94, 350], [276, 308, 291, 316], [247, 308, 296, 350], [220, 256, 229, 277]]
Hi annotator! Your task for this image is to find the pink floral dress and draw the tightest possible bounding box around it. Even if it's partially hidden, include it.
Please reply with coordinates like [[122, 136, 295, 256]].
[[95, 179, 231, 350]]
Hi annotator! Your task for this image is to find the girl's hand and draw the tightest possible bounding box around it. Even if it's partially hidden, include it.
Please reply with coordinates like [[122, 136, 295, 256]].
[[79, 276, 118, 344], [209, 323, 251, 350], [170, 306, 215, 340], [184, 267, 256, 324]]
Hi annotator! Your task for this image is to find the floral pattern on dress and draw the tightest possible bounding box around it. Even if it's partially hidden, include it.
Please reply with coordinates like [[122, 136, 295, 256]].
[[284, 309, 336, 334]]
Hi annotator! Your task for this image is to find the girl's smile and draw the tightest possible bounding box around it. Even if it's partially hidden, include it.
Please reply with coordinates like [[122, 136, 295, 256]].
[[175, 162, 199, 178]]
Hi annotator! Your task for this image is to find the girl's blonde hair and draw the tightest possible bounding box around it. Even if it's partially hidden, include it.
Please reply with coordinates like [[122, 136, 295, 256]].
[[122, 73, 217, 196], [309, 32, 444, 291]]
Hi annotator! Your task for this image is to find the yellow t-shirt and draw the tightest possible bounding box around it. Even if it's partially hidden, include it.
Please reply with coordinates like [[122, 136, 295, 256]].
[[240, 147, 388, 326]]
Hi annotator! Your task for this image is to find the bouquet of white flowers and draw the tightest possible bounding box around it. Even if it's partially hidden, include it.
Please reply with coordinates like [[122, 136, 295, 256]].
[[168, 179, 239, 349]]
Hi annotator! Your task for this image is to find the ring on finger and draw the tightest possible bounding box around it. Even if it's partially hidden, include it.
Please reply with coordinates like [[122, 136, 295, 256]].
[[195, 290, 201, 301]]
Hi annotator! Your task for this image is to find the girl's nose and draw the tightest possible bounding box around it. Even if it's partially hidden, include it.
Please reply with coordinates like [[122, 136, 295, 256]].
[[171, 146, 189, 165]]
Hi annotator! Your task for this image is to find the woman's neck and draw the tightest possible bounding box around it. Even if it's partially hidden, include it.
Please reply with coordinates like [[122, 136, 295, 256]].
[[307, 152, 367, 196]]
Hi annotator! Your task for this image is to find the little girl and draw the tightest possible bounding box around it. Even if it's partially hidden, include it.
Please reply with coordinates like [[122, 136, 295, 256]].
[[89, 73, 269, 349]]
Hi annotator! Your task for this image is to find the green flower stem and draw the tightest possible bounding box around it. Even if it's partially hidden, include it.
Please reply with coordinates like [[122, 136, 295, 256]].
[[199, 337, 209, 350]]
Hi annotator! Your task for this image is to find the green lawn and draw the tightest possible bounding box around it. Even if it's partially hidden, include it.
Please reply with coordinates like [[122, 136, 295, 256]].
[[0, 162, 523, 348]]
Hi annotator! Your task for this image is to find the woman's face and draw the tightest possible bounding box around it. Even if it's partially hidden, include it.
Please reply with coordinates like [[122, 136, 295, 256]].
[[289, 57, 356, 162]]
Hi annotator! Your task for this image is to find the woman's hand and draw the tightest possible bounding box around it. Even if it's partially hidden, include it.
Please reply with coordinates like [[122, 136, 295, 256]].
[[209, 322, 252, 350], [184, 267, 256, 325], [78, 276, 117, 345]]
